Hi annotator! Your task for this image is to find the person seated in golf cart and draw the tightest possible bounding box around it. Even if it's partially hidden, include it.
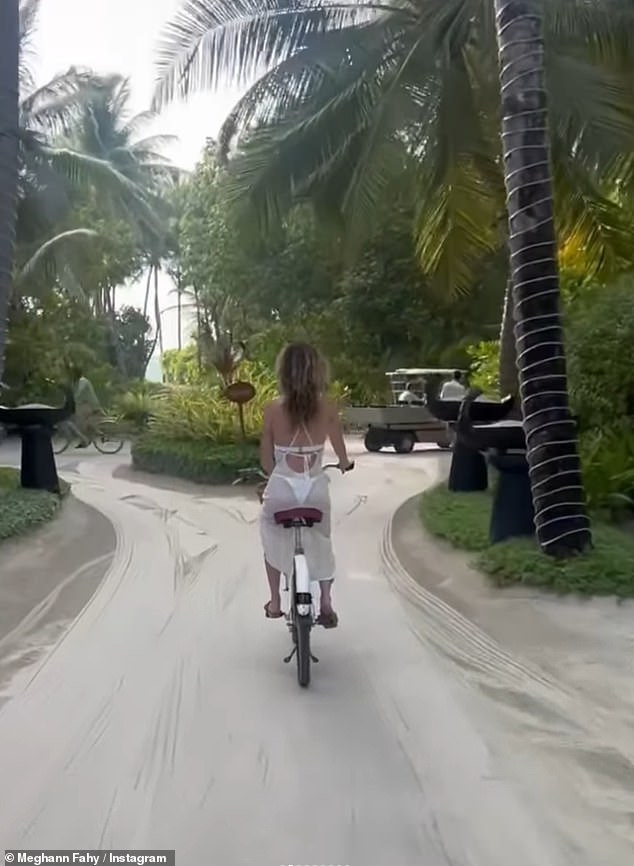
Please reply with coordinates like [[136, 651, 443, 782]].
[[398, 376, 425, 404]]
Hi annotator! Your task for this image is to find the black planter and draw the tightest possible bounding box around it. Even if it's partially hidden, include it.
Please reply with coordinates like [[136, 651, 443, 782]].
[[488, 451, 535, 543], [0, 392, 75, 494], [427, 393, 514, 425], [448, 440, 488, 492], [436, 390, 517, 493]]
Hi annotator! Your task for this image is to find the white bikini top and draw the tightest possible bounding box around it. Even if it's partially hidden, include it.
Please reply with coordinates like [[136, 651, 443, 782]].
[[272, 424, 325, 503]]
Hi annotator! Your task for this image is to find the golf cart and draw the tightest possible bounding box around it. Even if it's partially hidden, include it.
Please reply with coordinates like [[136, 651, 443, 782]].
[[344, 368, 464, 453]]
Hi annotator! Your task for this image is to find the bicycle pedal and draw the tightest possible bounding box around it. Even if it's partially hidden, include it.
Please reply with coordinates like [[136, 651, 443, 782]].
[[310, 654, 319, 663]]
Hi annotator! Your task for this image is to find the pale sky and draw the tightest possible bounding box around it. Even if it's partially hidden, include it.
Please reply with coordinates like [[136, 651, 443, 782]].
[[34, 0, 247, 375]]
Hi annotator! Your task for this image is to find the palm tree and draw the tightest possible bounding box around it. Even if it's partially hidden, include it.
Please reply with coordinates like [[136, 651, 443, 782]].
[[66, 73, 184, 372], [493, 0, 591, 555], [18, 65, 167, 284], [68, 73, 178, 200], [0, 0, 20, 383], [154, 0, 634, 394], [0, 0, 178, 376]]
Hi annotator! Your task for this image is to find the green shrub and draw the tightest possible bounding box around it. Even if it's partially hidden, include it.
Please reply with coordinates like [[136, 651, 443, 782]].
[[0, 467, 70, 541], [578, 422, 634, 518], [149, 375, 278, 445], [419, 484, 634, 597], [131, 435, 260, 484], [566, 277, 634, 429], [162, 345, 222, 386], [112, 383, 166, 432], [465, 340, 501, 396], [149, 361, 350, 446]]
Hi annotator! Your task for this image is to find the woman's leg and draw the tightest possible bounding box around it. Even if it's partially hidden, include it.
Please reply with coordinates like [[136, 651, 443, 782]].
[[265, 559, 282, 616], [319, 578, 335, 614]]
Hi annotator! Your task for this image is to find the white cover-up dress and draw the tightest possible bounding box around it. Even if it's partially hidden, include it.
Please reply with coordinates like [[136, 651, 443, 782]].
[[260, 426, 335, 582]]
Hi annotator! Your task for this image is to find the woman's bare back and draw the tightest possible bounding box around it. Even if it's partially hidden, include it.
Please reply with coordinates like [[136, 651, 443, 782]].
[[260, 396, 349, 477], [266, 396, 331, 446]]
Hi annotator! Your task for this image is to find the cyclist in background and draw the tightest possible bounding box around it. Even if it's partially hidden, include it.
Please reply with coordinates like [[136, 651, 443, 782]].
[[68, 367, 104, 448], [258, 342, 353, 629]]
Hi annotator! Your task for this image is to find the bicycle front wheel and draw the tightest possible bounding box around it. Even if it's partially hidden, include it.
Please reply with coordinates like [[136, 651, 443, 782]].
[[93, 421, 125, 454], [295, 614, 312, 687]]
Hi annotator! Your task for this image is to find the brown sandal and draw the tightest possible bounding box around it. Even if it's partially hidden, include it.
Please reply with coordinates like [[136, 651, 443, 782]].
[[317, 610, 339, 629], [264, 602, 284, 619]]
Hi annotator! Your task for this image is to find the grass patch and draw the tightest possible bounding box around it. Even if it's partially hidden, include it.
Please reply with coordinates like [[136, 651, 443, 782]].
[[419, 484, 634, 597], [131, 435, 260, 485], [0, 467, 70, 542]]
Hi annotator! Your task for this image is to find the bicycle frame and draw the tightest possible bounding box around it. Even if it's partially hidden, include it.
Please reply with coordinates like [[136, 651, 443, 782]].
[[289, 527, 313, 617], [281, 517, 320, 681]]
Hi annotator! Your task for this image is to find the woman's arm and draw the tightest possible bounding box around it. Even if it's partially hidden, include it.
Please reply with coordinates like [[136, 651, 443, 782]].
[[327, 401, 351, 470], [260, 403, 275, 476]]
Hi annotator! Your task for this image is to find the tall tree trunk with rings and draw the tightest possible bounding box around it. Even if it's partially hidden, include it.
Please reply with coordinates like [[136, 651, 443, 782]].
[[0, 0, 19, 383], [494, 0, 591, 556]]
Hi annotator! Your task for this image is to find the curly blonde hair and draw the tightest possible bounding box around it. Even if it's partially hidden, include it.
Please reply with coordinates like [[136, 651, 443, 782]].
[[276, 342, 329, 427]]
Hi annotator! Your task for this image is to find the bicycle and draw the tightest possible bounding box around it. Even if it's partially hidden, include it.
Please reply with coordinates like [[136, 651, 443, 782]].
[[233, 459, 355, 686], [52, 416, 125, 455], [276, 461, 354, 688]]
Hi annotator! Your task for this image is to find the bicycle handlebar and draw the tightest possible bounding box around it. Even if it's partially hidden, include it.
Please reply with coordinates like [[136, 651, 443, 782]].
[[236, 460, 355, 480], [322, 460, 355, 472]]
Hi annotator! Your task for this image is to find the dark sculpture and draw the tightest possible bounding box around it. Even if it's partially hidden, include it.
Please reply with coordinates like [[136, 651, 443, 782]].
[[427, 391, 515, 492], [427, 393, 515, 425], [455, 390, 534, 543], [0, 391, 75, 494]]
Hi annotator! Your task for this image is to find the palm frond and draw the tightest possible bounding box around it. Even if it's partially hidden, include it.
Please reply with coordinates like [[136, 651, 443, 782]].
[[121, 110, 160, 138], [553, 148, 634, 280], [216, 14, 394, 159], [19, 0, 40, 95], [41, 146, 164, 237], [21, 67, 99, 137], [130, 134, 179, 154], [545, 0, 634, 65], [16, 228, 98, 286], [412, 51, 504, 297], [414, 156, 502, 298], [153, 0, 373, 109], [547, 51, 634, 174]]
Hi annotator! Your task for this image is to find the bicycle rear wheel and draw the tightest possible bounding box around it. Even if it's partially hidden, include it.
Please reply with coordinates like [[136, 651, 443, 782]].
[[295, 614, 312, 687], [93, 421, 124, 454]]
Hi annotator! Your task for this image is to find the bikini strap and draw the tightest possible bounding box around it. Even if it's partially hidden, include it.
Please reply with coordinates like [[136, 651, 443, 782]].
[[288, 422, 313, 448]]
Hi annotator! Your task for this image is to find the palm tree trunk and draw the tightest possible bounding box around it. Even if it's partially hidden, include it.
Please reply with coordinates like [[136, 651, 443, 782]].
[[153, 266, 164, 379], [142, 265, 152, 320], [0, 0, 20, 382], [498, 277, 519, 398], [176, 270, 182, 350], [194, 285, 202, 371], [494, 0, 591, 556], [155, 266, 164, 356]]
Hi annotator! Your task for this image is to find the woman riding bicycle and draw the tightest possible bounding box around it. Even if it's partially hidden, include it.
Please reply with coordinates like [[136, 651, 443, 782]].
[[259, 342, 353, 629]]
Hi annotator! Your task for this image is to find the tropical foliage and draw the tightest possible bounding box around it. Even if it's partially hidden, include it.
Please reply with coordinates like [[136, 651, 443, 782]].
[[172, 143, 503, 404], [2, 0, 634, 546], [155, 0, 634, 298], [0, 0, 176, 396]]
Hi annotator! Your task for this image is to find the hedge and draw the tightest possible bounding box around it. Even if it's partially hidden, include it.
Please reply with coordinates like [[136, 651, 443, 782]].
[[419, 484, 634, 597], [131, 435, 260, 484], [0, 467, 70, 542]]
